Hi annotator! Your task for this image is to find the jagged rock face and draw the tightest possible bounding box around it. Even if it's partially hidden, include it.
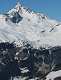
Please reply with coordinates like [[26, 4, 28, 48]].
[[0, 42, 61, 80], [10, 12, 23, 23]]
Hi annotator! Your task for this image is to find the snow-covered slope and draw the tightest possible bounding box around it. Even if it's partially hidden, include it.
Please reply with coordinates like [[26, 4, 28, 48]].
[[0, 2, 61, 48], [46, 70, 61, 80]]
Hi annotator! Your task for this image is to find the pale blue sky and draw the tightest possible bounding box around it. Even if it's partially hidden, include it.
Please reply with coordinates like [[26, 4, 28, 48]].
[[0, 0, 61, 21]]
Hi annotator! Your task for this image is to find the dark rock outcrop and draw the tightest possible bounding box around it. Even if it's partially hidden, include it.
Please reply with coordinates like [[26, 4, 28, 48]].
[[0, 42, 61, 80]]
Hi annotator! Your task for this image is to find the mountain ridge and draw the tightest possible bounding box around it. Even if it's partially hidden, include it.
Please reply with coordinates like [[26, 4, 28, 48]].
[[0, 2, 61, 49]]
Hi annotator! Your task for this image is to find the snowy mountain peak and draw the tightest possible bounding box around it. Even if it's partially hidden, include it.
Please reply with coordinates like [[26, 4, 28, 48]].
[[7, 2, 48, 22], [15, 1, 22, 12], [0, 2, 61, 48], [8, 2, 33, 20]]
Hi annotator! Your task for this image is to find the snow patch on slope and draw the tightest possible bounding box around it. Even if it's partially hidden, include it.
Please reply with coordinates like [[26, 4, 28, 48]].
[[46, 70, 61, 80]]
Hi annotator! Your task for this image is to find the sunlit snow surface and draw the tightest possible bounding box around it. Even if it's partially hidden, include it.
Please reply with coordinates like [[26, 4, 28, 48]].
[[0, 3, 61, 48], [0, 3, 61, 80], [46, 70, 61, 80]]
